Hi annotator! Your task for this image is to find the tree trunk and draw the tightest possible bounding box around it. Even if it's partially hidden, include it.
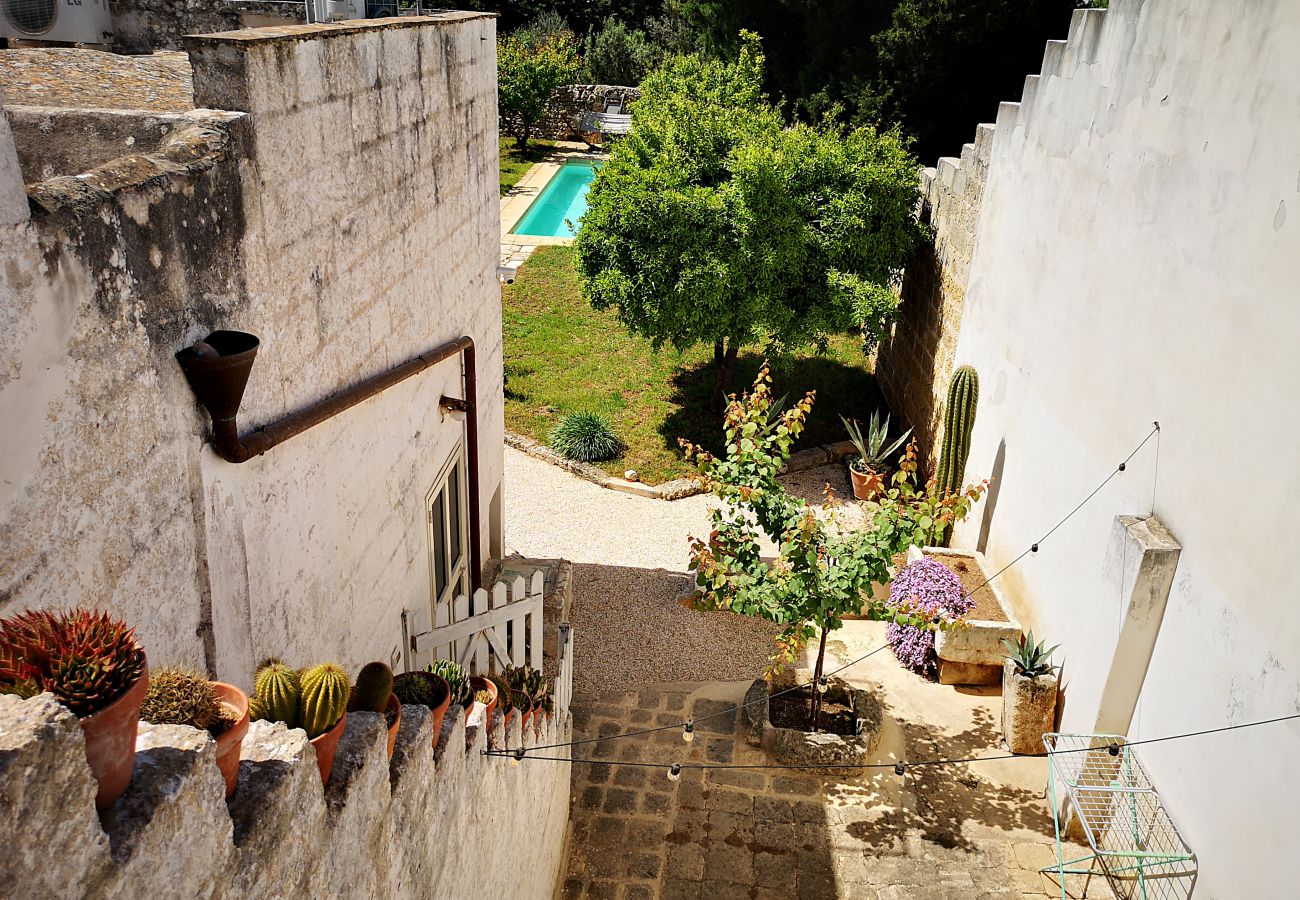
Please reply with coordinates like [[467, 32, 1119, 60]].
[[711, 339, 739, 414], [809, 624, 829, 733], [515, 122, 531, 151]]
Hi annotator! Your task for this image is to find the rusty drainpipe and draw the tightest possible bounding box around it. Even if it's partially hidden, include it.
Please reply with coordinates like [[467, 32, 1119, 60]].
[[177, 330, 483, 591]]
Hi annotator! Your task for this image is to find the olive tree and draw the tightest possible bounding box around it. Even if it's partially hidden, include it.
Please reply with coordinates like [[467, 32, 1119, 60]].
[[498, 26, 581, 150], [682, 365, 985, 729], [575, 32, 928, 411]]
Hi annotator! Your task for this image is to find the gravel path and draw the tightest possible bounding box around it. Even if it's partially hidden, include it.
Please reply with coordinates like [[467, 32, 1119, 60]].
[[504, 448, 861, 694]]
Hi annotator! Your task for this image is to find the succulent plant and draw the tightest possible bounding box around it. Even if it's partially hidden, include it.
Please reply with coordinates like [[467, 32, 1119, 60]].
[[474, 690, 492, 705], [393, 671, 444, 707], [427, 659, 472, 707], [140, 667, 220, 730], [487, 672, 513, 714], [350, 661, 393, 714], [0, 609, 145, 718], [505, 665, 551, 713], [936, 366, 979, 495], [842, 410, 912, 473], [1003, 631, 1060, 679], [300, 663, 349, 739], [253, 662, 302, 728]]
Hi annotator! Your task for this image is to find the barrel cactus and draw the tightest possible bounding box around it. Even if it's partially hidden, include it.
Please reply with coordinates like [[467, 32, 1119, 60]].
[[350, 661, 394, 714], [300, 663, 349, 739], [935, 365, 979, 495], [253, 662, 302, 729], [140, 667, 221, 730]]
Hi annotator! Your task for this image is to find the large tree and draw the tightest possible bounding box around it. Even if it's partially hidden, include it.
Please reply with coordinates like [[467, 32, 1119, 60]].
[[497, 26, 580, 149], [574, 34, 927, 411]]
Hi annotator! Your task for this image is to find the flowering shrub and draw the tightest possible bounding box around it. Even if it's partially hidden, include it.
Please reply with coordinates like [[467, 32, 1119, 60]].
[[886, 557, 972, 677]]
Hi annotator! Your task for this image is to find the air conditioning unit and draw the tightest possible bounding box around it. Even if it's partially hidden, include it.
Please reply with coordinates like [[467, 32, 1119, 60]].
[[0, 0, 113, 45]]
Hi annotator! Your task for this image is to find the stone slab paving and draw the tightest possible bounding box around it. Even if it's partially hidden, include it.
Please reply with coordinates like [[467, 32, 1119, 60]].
[[561, 636, 1118, 899]]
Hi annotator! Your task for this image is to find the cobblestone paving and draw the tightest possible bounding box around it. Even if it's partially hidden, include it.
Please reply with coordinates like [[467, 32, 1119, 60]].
[[562, 684, 1115, 900]]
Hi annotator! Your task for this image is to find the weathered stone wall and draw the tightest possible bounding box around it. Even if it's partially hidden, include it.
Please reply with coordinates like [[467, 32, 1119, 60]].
[[0, 14, 505, 681], [0, 692, 573, 899], [6, 106, 210, 182], [874, 123, 994, 470], [109, 0, 304, 54], [501, 83, 639, 142]]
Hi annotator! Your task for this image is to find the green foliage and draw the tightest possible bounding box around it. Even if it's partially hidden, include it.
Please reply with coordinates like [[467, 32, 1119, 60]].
[[1002, 631, 1060, 679], [392, 672, 444, 708], [549, 411, 625, 462], [581, 17, 661, 85], [350, 661, 394, 714], [253, 662, 302, 729], [427, 659, 473, 708], [681, 365, 986, 682], [575, 33, 927, 402], [300, 664, 349, 739], [505, 664, 552, 713], [936, 366, 979, 496], [140, 667, 221, 730], [841, 410, 912, 473], [487, 672, 514, 713], [0, 609, 145, 718], [498, 25, 581, 149]]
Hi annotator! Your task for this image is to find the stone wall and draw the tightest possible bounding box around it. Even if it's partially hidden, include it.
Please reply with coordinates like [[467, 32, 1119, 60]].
[[874, 123, 994, 470], [0, 14, 505, 682], [0, 692, 572, 898], [109, 1, 304, 54], [501, 83, 639, 142]]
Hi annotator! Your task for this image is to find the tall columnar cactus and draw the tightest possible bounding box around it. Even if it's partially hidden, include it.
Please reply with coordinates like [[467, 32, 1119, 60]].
[[300, 663, 349, 738], [935, 365, 979, 495], [253, 662, 302, 729]]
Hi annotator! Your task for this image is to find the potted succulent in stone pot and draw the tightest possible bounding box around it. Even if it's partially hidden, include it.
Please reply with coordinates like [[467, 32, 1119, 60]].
[[139, 667, 250, 798], [1001, 632, 1060, 754], [392, 669, 451, 745], [249, 660, 349, 784], [841, 411, 911, 501], [0, 609, 149, 809], [505, 664, 551, 729], [349, 661, 401, 758]]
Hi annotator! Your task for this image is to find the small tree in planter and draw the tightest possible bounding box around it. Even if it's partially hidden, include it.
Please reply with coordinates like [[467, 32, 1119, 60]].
[[1001, 632, 1060, 754], [682, 365, 986, 730]]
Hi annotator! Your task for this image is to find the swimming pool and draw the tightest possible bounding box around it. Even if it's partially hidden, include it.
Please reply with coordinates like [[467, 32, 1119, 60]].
[[509, 161, 599, 239]]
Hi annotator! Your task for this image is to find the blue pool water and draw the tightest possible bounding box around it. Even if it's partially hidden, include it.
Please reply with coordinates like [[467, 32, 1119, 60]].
[[510, 161, 599, 238]]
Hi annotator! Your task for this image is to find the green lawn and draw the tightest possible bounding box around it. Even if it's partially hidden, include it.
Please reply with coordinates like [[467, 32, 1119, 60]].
[[502, 246, 886, 484], [499, 138, 556, 195]]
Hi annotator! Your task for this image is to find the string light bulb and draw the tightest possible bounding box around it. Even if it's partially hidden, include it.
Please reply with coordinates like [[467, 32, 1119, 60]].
[[1118, 462, 1127, 472], [512, 748, 526, 766], [894, 761, 906, 777], [1107, 742, 1121, 757], [816, 676, 829, 694], [667, 763, 682, 782], [1031, 543, 1039, 553], [683, 720, 695, 743]]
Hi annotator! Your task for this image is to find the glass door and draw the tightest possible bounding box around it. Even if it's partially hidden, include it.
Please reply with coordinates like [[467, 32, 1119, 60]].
[[427, 446, 469, 649]]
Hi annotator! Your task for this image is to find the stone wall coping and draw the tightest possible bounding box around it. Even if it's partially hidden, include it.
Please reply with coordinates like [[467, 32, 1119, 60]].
[[184, 11, 494, 47]]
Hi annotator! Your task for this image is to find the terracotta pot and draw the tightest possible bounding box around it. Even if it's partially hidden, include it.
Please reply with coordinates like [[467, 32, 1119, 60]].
[[384, 693, 402, 758], [467, 675, 497, 727], [1002, 661, 1058, 754], [849, 463, 885, 501], [81, 660, 149, 810], [520, 704, 535, 731], [393, 672, 450, 746], [310, 711, 347, 785], [211, 682, 250, 799]]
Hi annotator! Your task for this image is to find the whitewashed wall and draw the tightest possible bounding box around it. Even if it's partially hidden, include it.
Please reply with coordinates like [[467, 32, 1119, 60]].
[[946, 3, 1300, 896]]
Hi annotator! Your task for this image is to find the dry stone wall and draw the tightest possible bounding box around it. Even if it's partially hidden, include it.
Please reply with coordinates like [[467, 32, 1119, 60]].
[[501, 83, 639, 142], [0, 692, 572, 898]]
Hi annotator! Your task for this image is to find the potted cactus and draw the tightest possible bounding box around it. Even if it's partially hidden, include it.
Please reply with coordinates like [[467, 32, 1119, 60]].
[[468, 674, 497, 727], [487, 671, 514, 727], [249, 660, 349, 784], [349, 661, 401, 758], [505, 665, 551, 729], [427, 659, 497, 726], [0, 609, 148, 809], [1001, 632, 1060, 754], [392, 669, 451, 745], [140, 667, 250, 798], [841, 411, 912, 501]]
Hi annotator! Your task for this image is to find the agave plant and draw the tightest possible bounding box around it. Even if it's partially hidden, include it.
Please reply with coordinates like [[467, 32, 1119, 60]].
[[0, 609, 145, 717], [1002, 631, 1060, 679], [505, 664, 551, 713], [549, 411, 624, 463], [427, 659, 472, 707], [841, 410, 912, 473]]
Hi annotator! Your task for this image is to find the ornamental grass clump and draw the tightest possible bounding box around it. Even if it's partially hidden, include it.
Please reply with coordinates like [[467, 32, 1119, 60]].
[[549, 411, 624, 462], [887, 557, 973, 677]]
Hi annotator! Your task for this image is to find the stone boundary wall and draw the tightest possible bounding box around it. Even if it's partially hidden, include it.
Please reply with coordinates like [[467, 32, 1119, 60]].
[[874, 123, 995, 472], [501, 84, 640, 142], [109, 1, 304, 54], [0, 692, 572, 898]]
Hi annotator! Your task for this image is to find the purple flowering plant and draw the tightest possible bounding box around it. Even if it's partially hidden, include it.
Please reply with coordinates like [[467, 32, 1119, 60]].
[[887, 557, 973, 677]]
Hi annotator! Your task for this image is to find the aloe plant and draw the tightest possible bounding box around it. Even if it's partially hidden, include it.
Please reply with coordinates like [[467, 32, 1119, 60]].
[[1002, 631, 1060, 679], [841, 410, 912, 473], [427, 659, 472, 707]]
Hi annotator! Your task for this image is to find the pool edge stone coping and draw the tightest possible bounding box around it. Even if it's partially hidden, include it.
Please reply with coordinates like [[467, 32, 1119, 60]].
[[505, 430, 860, 502], [500, 143, 607, 262]]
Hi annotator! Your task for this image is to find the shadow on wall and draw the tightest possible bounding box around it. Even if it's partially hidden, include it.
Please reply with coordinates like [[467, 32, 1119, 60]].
[[976, 437, 1008, 554]]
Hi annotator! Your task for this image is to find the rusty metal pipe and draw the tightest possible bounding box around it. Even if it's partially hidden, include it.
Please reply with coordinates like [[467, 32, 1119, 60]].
[[178, 331, 484, 591]]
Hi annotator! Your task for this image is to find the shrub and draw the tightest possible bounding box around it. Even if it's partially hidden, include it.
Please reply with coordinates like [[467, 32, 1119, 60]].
[[549, 411, 624, 462], [886, 557, 973, 677]]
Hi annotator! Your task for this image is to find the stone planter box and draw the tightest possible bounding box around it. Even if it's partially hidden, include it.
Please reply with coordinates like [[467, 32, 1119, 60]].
[[741, 676, 884, 775], [920, 547, 1023, 686], [1002, 661, 1058, 754]]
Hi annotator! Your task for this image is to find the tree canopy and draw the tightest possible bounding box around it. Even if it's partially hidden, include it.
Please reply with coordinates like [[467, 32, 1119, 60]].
[[574, 34, 928, 408], [497, 27, 580, 148]]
